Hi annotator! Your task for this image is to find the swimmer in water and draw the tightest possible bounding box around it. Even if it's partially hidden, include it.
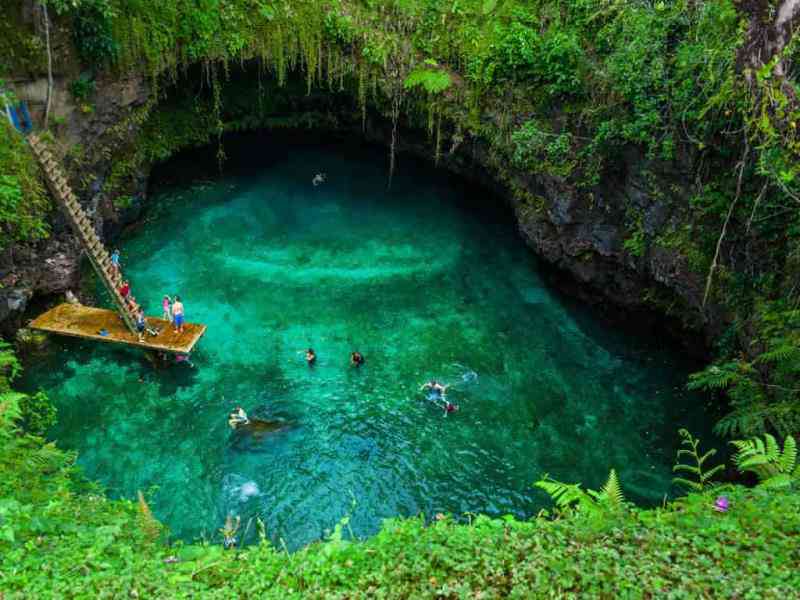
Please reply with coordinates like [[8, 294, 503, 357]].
[[442, 400, 459, 417], [306, 348, 316, 365], [221, 514, 241, 549], [420, 380, 449, 398], [228, 406, 249, 429], [312, 173, 327, 186], [350, 351, 365, 368]]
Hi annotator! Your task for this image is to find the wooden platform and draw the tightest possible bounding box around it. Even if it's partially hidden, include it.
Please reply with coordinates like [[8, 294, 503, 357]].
[[29, 303, 206, 354]]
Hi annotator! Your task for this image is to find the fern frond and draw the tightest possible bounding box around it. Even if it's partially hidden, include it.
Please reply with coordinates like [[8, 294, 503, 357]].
[[672, 429, 723, 492], [672, 464, 701, 475], [403, 68, 452, 95], [732, 434, 800, 486], [535, 477, 591, 512], [700, 464, 725, 482], [758, 474, 794, 489], [755, 344, 800, 364], [698, 448, 718, 466], [779, 436, 797, 474], [671, 477, 702, 492], [600, 469, 625, 507], [137, 490, 160, 541], [687, 362, 740, 391], [765, 434, 780, 462]]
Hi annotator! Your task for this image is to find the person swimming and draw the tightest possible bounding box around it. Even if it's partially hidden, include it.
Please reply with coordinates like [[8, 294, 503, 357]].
[[420, 380, 448, 398], [228, 406, 249, 429], [350, 351, 365, 367], [312, 172, 327, 186], [442, 400, 459, 417], [306, 348, 316, 365]]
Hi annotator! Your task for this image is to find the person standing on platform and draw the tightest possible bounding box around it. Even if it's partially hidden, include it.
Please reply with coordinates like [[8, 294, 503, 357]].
[[162, 295, 172, 322], [172, 295, 185, 334]]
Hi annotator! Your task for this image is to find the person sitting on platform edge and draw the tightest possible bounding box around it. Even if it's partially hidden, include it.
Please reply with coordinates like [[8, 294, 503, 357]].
[[172, 295, 185, 334], [136, 309, 147, 342]]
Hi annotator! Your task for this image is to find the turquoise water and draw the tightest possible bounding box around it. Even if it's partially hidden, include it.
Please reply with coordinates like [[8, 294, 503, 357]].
[[21, 136, 711, 548]]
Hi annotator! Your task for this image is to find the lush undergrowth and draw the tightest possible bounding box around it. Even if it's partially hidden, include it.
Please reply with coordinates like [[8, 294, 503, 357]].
[[2, 383, 799, 598]]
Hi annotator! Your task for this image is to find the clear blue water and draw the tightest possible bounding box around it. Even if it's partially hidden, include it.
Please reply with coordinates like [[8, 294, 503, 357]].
[[21, 136, 712, 549]]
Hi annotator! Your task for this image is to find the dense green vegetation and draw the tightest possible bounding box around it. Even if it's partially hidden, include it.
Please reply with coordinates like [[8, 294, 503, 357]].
[[2, 347, 799, 596], [2, 0, 800, 594]]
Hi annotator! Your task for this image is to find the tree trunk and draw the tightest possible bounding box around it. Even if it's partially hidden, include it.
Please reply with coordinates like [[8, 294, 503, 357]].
[[42, 2, 53, 129]]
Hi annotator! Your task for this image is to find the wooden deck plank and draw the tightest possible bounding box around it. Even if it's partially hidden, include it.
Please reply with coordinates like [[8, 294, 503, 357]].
[[29, 303, 206, 354]]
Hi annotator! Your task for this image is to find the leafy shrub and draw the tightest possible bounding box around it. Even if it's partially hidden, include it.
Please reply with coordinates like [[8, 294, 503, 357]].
[[732, 434, 798, 489], [71, 0, 119, 66], [17, 391, 57, 438], [404, 63, 452, 95], [511, 120, 575, 177], [69, 74, 96, 101], [0, 121, 50, 250]]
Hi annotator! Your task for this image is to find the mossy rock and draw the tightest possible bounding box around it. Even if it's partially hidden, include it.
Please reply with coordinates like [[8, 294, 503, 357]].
[[15, 327, 49, 352]]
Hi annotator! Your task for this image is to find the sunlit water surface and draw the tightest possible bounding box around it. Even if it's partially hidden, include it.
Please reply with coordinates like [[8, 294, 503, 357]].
[[21, 136, 712, 548]]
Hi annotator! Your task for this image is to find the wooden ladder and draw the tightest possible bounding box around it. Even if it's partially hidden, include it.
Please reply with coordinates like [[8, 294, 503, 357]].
[[28, 134, 140, 335]]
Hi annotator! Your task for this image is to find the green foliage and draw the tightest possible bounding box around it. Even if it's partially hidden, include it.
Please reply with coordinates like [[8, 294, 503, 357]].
[[18, 391, 57, 437], [69, 74, 96, 101], [732, 434, 799, 489], [0, 339, 22, 383], [71, 0, 119, 66], [0, 120, 50, 250], [690, 301, 800, 438], [535, 468, 627, 517], [403, 64, 452, 95], [672, 428, 725, 492], [511, 120, 575, 177], [0, 306, 797, 598]]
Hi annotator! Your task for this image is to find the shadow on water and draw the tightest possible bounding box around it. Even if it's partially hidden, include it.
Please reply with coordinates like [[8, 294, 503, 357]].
[[18, 131, 720, 548]]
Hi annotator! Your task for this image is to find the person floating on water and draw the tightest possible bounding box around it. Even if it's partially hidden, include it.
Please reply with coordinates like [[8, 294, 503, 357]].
[[351, 351, 365, 368], [312, 172, 327, 187], [420, 381, 459, 417], [306, 348, 316, 366], [172, 295, 185, 334], [420, 380, 449, 398], [228, 406, 249, 429]]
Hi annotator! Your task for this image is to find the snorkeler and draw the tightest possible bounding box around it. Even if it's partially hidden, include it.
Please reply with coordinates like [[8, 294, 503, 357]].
[[228, 406, 249, 429], [306, 348, 316, 366], [350, 351, 365, 367]]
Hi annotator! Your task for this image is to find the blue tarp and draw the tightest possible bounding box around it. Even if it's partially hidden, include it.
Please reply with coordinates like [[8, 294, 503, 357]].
[[3, 100, 32, 133]]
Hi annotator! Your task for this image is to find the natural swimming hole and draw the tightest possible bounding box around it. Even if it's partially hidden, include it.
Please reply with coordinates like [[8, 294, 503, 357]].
[[21, 134, 715, 549]]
